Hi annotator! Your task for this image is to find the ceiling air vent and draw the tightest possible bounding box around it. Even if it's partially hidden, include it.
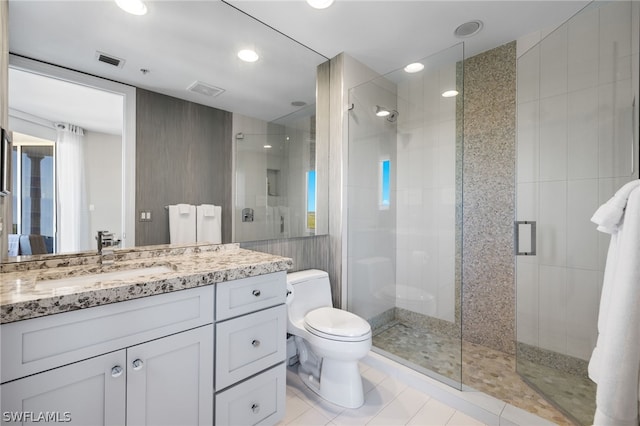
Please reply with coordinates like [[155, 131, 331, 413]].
[[96, 51, 125, 68], [187, 81, 225, 97]]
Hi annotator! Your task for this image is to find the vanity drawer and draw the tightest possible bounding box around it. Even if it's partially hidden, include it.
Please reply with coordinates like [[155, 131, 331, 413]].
[[215, 304, 286, 389], [215, 271, 286, 321], [215, 363, 285, 426], [1, 286, 214, 383]]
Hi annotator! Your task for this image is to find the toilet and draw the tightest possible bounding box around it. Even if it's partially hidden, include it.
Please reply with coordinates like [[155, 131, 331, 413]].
[[286, 269, 372, 408]]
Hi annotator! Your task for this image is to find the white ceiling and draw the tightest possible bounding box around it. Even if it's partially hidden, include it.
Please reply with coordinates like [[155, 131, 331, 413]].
[[7, 0, 591, 135]]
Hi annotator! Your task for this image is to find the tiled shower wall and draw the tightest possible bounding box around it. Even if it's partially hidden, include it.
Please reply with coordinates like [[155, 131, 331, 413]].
[[462, 42, 517, 354], [516, 1, 640, 361], [395, 60, 458, 323]]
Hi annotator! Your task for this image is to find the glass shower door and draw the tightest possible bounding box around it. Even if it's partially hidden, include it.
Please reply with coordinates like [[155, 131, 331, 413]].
[[346, 43, 464, 389], [515, 2, 639, 424]]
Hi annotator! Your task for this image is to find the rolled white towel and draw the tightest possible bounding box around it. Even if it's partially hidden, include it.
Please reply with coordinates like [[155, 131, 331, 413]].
[[591, 180, 640, 233]]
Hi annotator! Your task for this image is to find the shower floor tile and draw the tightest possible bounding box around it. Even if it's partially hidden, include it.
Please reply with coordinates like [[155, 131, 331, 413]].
[[373, 321, 593, 425]]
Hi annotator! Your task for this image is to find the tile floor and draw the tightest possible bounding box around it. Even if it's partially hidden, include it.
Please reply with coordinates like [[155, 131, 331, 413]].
[[373, 321, 585, 425], [280, 362, 488, 426]]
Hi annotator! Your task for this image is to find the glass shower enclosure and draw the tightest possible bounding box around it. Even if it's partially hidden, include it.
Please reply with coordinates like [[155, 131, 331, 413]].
[[515, 1, 639, 424], [346, 43, 465, 388]]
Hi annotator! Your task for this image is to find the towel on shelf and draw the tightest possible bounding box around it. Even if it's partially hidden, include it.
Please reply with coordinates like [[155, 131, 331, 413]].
[[196, 204, 221, 244], [168, 204, 196, 244], [589, 179, 640, 426]]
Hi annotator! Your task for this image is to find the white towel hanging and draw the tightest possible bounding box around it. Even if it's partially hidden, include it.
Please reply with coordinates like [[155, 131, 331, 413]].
[[196, 204, 221, 244], [168, 204, 196, 244]]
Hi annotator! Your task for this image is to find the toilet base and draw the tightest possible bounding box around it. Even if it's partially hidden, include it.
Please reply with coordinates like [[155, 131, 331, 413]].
[[298, 358, 364, 409]]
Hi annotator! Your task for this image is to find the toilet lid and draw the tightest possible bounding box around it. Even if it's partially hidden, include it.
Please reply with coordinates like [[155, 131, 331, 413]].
[[304, 307, 371, 341]]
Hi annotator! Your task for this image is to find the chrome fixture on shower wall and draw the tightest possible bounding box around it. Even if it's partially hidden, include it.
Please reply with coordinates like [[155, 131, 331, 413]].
[[374, 105, 399, 122]]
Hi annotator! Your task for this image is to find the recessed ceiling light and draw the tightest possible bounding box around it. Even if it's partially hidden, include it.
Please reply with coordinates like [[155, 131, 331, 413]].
[[238, 49, 259, 63], [115, 0, 147, 15], [454, 20, 483, 38], [264, 144, 272, 149], [307, 0, 334, 9], [442, 90, 459, 98], [404, 62, 424, 73]]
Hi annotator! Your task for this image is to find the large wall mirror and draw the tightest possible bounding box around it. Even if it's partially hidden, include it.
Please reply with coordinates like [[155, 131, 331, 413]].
[[3, 0, 329, 261]]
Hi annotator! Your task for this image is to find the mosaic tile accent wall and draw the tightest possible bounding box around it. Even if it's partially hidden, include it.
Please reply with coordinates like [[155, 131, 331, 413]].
[[462, 42, 517, 354]]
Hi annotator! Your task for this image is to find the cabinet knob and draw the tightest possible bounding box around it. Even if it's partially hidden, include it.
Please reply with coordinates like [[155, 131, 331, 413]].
[[251, 403, 260, 414], [251, 339, 261, 347], [252, 289, 261, 297], [132, 359, 144, 371], [111, 365, 123, 378]]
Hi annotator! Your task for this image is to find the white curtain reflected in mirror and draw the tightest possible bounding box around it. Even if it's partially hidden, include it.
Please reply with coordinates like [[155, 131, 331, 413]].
[[55, 123, 89, 252]]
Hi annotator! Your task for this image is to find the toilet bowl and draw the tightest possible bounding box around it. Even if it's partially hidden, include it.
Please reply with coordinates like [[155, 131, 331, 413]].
[[286, 269, 372, 408]]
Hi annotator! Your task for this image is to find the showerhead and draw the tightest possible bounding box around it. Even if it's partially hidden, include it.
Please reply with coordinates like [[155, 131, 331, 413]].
[[375, 105, 399, 122], [375, 105, 390, 117]]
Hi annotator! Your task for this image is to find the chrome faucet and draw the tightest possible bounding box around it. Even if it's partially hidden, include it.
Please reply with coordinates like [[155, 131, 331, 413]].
[[96, 231, 121, 264]]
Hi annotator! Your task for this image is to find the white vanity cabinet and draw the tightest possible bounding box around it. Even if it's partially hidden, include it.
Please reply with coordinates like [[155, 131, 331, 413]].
[[0, 270, 289, 426], [214, 271, 287, 426], [1, 286, 214, 426]]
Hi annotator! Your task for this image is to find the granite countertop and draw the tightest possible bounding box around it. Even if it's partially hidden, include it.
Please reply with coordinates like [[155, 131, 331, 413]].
[[0, 243, 293, 324]]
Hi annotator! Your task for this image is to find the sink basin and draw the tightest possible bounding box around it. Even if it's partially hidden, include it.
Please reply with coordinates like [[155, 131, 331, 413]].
[[37, 265, 174, 288]]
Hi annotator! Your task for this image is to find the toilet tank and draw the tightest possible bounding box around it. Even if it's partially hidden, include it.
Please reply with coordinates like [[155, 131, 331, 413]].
[[287, 269, 333, 322]]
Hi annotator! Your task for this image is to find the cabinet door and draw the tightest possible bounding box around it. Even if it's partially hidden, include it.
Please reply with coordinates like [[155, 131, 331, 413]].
[[1, 350, 126, 426], [126, 325, 213, 426]]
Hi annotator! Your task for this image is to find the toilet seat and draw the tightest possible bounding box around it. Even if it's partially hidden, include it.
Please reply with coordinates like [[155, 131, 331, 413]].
[[304, 307, 371, 342]]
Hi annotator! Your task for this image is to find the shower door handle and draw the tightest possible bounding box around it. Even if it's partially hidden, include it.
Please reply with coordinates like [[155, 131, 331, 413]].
[[515, 221, 536, 256]]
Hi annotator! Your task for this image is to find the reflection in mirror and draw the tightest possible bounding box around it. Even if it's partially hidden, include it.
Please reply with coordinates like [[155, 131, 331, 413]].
[[9, 68, 125, 256], [234, 104, 317, 242], [6, 55, 137, 261], [3, 0, 328, 262]]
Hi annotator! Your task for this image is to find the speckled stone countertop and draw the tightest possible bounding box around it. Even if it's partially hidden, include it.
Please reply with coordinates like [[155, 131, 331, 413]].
[[0, 243, 293, 324]]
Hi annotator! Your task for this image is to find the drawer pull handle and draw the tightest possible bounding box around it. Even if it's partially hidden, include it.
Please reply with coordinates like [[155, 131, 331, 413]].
[[111, 365, 123, 378], [252, 339, 261, 347], [132, 359, 144, 371], [252, 289, 261, 297], [251, 403, 260, 414]]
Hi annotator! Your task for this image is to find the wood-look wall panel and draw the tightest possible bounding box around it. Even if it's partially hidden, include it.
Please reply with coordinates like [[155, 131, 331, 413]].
[[328, 54, 345, 309], [240, 235, 329, 275], [135, 89, 232, 246]]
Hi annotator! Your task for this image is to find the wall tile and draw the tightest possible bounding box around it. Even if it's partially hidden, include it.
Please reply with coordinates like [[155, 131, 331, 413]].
[[567, 7, 599, 92], [538, 265, 567, 353], [540, 25, 568, 99], [598, 80, 634, 178], [516, 261, 539, 346], [538, 181, 567, 267], [566, 268, 600, 360], [599, 1, 632, 84], [517, 45, 540, 104], [516, 100, 540, 183], [567, 179, 599, 270], [539, 95, 568, 181], [568, 87, 599, 179]]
